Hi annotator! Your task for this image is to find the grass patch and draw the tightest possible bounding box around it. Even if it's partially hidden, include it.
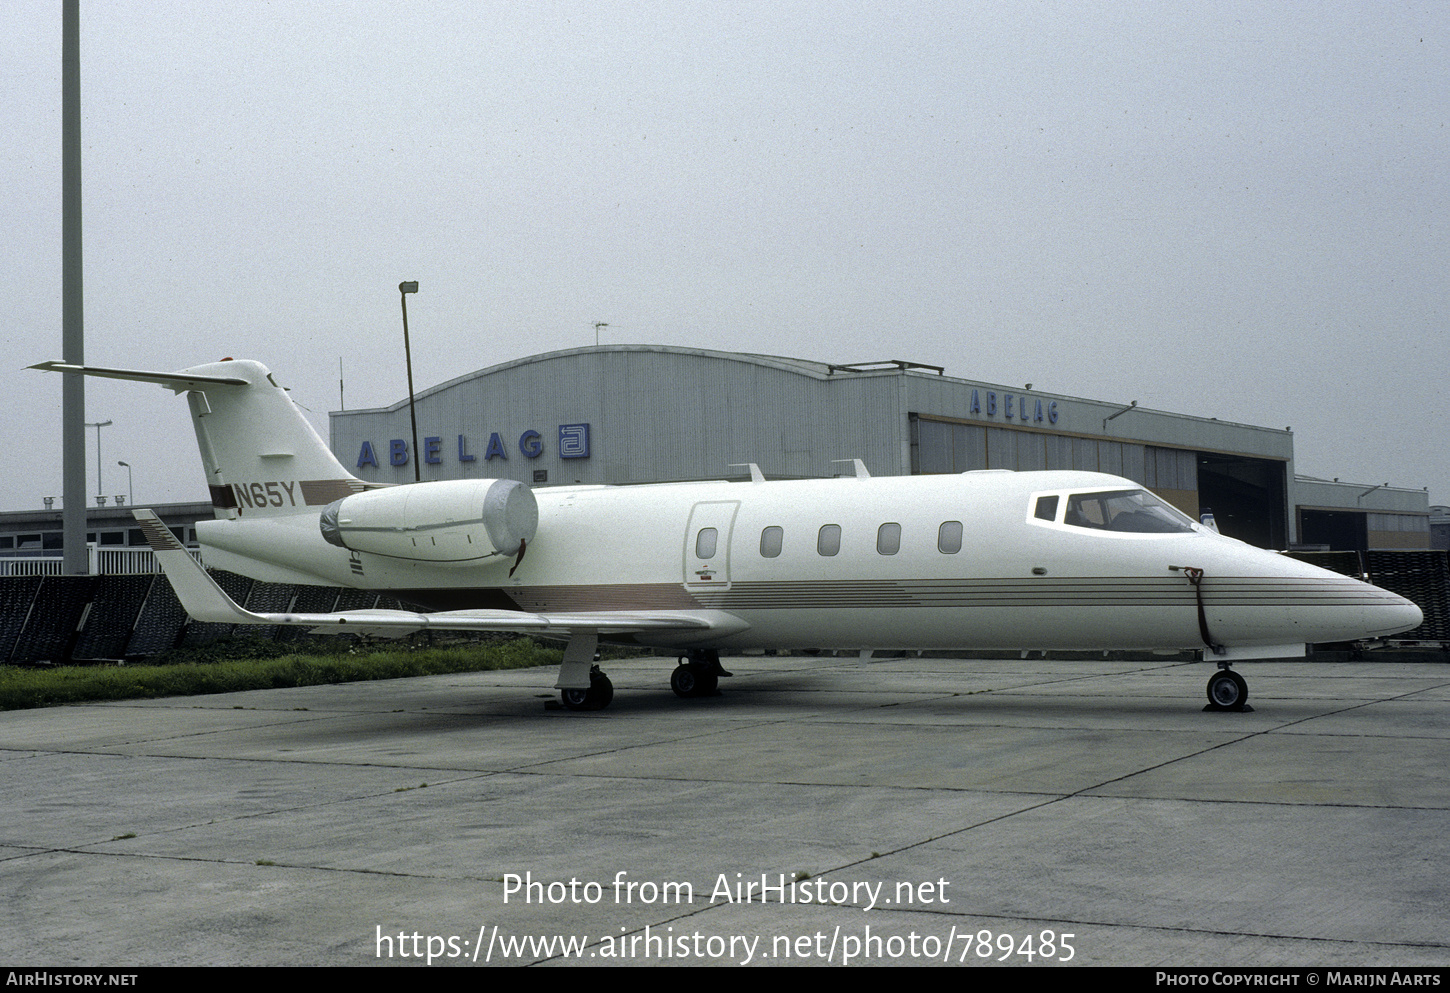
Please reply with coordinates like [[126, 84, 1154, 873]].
[[0, 637, 564, 711]]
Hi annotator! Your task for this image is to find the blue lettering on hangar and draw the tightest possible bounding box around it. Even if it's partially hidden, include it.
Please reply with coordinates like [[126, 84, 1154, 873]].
[[967, 389, 1057, 425], [357, 424, 590, 469]]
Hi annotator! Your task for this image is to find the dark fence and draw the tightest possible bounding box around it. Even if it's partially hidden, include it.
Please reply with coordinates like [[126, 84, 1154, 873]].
[[0, 572, 406, 663]]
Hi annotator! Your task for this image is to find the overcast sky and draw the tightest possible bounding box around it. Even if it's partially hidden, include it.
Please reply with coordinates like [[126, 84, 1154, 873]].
[[3, 1, 1445, 509]]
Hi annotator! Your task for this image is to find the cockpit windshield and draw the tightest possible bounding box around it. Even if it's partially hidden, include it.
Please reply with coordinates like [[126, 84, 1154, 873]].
[[1062, 489, 1198, 534]]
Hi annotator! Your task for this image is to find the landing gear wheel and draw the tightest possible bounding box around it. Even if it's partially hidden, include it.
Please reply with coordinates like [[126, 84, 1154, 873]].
[[1205, 669, 1248, 711], [561, 669, 613, 711], [671, 663, 718, 698]]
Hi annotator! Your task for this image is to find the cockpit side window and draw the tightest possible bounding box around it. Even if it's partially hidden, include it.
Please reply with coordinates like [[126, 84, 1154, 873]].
[[1034, 495, 1059, 522], [1063, 489, 1196, 534]]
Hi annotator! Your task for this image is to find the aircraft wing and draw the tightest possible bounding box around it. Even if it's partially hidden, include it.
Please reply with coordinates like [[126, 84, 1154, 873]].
[[131, 509, 730, 638]]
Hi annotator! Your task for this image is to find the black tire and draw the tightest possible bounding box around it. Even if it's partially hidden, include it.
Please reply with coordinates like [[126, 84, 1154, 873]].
[[590, 672, 614, 709], [671, 664, 699, 698], [561, 671, 613, 711], [671, 664, 718, 698], [1206, 669, 1248, 710]]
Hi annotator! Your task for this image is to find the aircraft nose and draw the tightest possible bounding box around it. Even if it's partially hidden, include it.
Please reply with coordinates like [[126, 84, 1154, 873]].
[[1216, 553, 1426, 645], [1371, 589, 1423, 638], [1326, 578, 1423, 640]]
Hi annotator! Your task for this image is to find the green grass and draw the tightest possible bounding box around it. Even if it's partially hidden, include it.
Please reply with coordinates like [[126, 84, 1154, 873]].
[[0, 637, 566, 711]]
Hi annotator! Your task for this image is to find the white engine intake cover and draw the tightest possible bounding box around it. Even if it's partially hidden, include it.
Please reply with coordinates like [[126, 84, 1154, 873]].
[[320, 478, 538, 564]]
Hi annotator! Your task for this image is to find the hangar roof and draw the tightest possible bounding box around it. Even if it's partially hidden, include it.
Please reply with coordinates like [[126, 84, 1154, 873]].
[[343, 345, 904, 415]]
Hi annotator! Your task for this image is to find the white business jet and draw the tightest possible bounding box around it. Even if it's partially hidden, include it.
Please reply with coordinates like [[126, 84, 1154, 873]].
[[34, 358, 1422, 712]]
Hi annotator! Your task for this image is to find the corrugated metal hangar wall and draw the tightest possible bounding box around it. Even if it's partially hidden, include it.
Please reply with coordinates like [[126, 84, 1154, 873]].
[[331, 344, 1309, 548]]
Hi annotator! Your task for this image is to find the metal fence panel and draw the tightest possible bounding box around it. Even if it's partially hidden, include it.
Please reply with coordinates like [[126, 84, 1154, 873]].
[[11, 577, 99, 662], [70, 574, 152, 660]]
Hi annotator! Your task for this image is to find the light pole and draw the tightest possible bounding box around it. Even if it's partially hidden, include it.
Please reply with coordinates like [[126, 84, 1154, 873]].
[[62, 0, 86, 574], [399, 281, 420, 483], [86, 419, 111, 503], [118, 460, 133, 506]]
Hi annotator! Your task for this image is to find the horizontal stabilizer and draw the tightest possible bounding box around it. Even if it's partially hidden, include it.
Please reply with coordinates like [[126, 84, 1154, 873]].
[[29, 360, 250, 391]]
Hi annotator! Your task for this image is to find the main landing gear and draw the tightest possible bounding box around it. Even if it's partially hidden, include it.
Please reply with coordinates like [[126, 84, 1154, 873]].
[[560, 665, 614, 712], [554, 641, 735, 711], [671, 649, 731, 698], [556, 633, 613, 711], [1205, 664, 1250, 712]]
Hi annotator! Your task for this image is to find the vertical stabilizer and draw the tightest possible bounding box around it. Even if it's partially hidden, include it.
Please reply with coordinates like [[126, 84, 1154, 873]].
[[175, 359, 361, 518], [31, 358, 365, 519]]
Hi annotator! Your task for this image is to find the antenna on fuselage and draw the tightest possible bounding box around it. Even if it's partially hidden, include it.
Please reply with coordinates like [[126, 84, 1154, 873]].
[[728, 463, 765, 483], [831, 458, 871, 478]]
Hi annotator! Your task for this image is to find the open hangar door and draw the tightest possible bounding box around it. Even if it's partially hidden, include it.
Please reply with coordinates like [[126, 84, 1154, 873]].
[[1297, 508, 1368, 552], [1195, 454, 1287, 549]]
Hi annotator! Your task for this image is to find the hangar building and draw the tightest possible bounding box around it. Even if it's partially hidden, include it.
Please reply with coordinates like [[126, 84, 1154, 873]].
[[328, 345, 1430, 552]]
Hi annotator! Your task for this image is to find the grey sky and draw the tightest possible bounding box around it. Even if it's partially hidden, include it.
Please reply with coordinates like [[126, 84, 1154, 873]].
[[3, 1, 1445, 509]]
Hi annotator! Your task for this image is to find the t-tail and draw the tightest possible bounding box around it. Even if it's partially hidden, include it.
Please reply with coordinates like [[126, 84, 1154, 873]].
[[30, 357, 368, 519]]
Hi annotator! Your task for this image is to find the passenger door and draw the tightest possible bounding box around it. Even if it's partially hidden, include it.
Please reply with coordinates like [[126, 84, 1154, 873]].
[[683, 501, 739, 592]]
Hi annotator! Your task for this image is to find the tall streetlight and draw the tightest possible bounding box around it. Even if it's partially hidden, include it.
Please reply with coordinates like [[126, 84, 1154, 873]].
[[86, 419, 111, 502], [398, 281, 420, 482], [62, 0, 86, 573], [117, 460, 133, 506]]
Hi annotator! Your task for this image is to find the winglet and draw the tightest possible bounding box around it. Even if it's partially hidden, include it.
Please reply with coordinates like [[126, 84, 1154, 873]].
[[133, 509, 265, 624]]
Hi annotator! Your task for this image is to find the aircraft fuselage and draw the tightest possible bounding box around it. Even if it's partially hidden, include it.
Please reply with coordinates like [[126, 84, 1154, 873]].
[[195, 469, 1420, 656]]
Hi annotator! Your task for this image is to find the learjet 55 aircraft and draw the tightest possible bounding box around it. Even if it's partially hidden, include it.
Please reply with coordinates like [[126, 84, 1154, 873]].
[[35, 357, 1422, 712]]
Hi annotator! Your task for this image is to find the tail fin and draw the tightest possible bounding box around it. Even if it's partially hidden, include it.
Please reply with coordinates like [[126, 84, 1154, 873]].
[[31, 358, 364, 519]]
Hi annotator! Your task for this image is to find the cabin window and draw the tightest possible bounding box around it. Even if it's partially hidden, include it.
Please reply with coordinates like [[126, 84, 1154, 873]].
[[759, 526, 783, 558], [876, 523, 901, 555], [817, 524, 841, 556], [938, 521, 963, 554], [695, 527, 718, 559], [1034, 495, 1059, 521]]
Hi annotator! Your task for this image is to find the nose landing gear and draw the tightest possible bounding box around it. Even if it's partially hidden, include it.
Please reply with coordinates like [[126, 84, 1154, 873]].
[[1205, 666, 1250, 712]]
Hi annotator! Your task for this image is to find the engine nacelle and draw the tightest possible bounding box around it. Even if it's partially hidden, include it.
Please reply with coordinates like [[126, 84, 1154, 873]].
[[319, 478, 538, 565]]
